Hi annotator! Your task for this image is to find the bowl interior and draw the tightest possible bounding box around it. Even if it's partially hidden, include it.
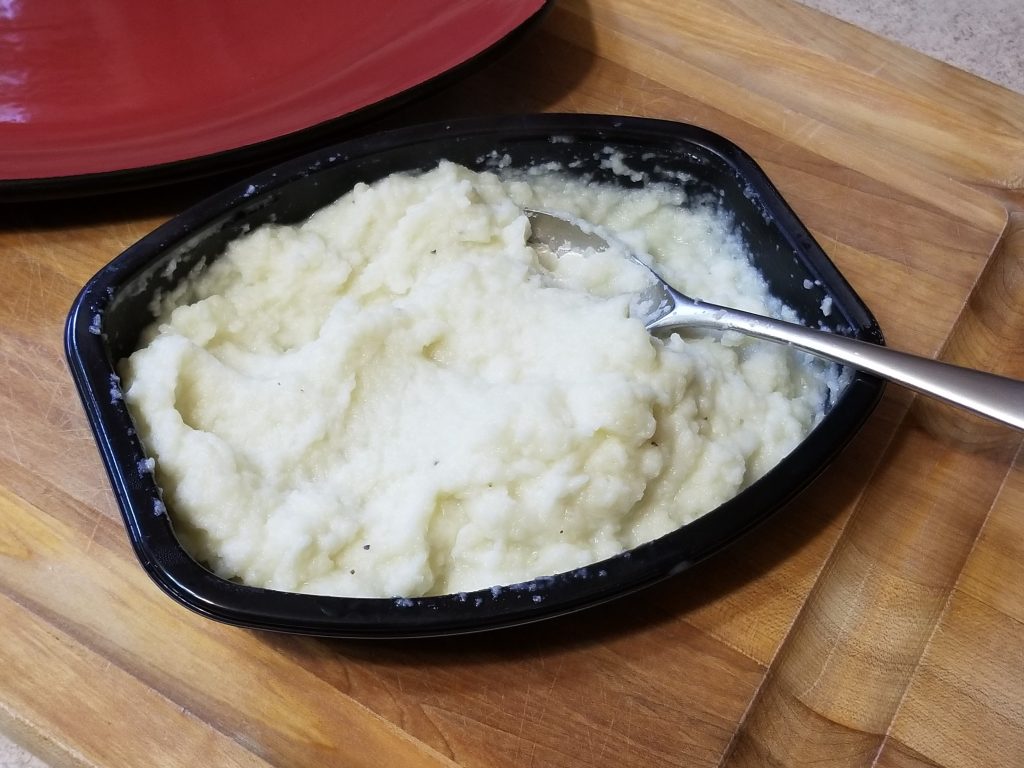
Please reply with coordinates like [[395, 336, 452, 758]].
[[66, 114, 884, 637]]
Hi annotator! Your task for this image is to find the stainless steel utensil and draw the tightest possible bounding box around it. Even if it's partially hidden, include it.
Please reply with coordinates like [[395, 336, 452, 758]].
[[525, 208, 1024, 431]]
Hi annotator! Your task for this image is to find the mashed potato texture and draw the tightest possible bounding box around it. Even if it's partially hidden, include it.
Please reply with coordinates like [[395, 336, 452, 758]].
[[121, 161, 830, 597]]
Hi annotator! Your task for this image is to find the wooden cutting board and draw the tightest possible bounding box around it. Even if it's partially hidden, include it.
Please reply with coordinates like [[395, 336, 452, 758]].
[[2, 1, 1022, 766]]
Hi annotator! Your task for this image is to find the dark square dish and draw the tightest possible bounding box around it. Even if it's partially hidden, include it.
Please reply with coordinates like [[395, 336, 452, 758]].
[[65, 114, 885, 637]]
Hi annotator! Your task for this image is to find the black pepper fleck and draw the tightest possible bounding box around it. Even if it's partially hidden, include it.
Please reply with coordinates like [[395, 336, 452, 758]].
[[363, 544, 371, 551]]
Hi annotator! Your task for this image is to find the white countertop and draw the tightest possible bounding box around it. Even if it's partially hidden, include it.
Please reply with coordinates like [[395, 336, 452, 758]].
[[800, 0, 1023, 94]]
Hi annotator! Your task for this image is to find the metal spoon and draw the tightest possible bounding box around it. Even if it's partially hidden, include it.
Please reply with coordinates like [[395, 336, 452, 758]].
[[525, 208, 1024, 431]]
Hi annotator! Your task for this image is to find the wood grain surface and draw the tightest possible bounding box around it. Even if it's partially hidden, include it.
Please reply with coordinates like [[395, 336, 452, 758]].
[[2, 1, 1023, 766]]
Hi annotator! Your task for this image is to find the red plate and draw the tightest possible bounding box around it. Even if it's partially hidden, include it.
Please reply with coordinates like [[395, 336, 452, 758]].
[[0, 0, 547, 191]]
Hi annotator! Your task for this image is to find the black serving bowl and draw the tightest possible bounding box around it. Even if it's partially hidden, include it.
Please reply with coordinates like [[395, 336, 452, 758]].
[[65, 114, 885, 638]]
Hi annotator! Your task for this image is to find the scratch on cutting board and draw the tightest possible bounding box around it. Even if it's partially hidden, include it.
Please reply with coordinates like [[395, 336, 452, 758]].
[[798, 559, 874, 701], [7, 251, 45, 320], [533, 657, 565, 723], [1, 416, 23, 466], [38, 380, 67, 433], [794, 119, 825, 145], [515, 682, 533, 744], [82, 517, 101, 554], [595, 696, 628, 766], [523, 741, 538, 767], [606, 703, 638, 766]]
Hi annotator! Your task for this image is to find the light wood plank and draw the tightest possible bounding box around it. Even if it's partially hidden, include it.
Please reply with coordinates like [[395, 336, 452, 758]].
[[0, 488, 456, 768]]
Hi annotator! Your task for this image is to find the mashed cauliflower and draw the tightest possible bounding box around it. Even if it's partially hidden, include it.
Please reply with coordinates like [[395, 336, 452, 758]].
[[121, 161, 831, 597]]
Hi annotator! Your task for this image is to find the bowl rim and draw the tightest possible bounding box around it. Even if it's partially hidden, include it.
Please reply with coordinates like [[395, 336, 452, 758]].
[[64, 113, 885, 638]]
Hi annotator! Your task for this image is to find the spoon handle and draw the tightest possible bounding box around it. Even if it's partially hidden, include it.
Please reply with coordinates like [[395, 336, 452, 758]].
[[651, 295, 1024, 431]]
